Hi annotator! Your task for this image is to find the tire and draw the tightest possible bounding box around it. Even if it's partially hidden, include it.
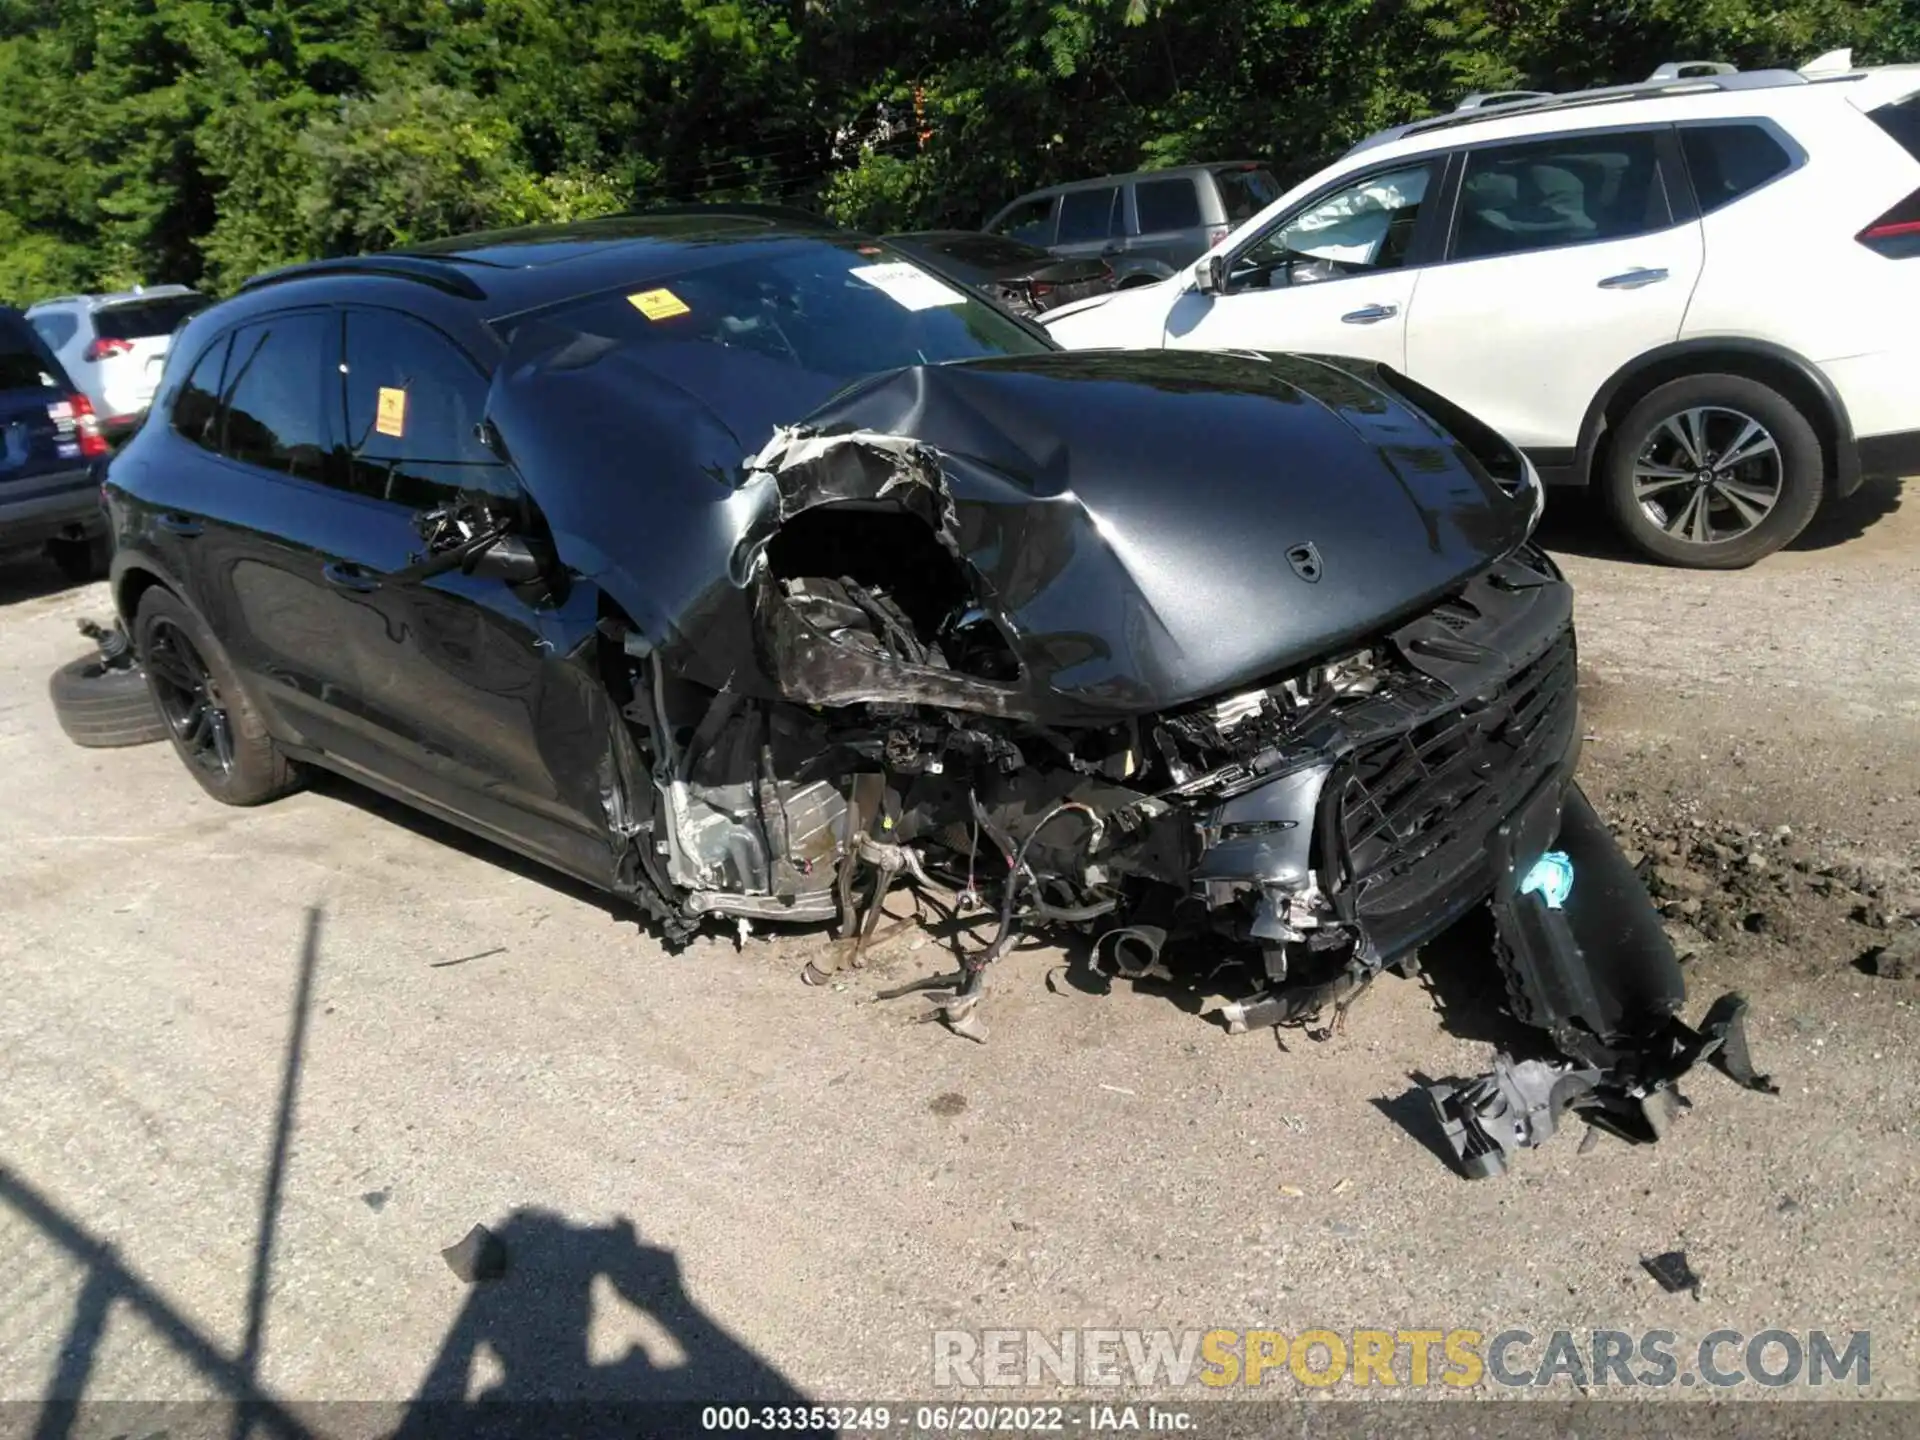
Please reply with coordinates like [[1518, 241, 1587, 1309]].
[[1601, 374, 1824, 569], [48, 653, 170, 748], [48, 533, 110, 585], [132, 586, 302, 805]]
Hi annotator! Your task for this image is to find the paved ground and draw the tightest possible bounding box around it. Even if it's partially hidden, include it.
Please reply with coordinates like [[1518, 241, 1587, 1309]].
[[2, 482, 1916, 1414]]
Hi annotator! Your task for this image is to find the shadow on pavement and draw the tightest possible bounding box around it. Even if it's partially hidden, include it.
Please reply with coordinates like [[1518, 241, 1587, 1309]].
[[0, 555, 87, 609], [2, 908, 812, 1440], [1534, 476, 1904, 564]]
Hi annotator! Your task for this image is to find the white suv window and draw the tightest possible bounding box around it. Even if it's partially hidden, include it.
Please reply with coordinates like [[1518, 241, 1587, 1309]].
[[1228, 162, 1434, 290], [1453, 130, 1669, 261]]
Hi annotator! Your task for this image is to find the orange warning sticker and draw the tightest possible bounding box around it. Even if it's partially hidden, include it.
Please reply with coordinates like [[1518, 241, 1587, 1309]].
[[375, 386, 407, 438], [628, 287, 691, 320]]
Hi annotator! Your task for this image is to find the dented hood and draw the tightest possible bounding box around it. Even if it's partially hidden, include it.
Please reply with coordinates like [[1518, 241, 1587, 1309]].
[[488, 333, 1533, 718], [746, 351, 1536, 712]]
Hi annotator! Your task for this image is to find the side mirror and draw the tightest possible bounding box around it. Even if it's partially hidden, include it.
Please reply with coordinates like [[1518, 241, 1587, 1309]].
[[1195, 254, 1228, 295]]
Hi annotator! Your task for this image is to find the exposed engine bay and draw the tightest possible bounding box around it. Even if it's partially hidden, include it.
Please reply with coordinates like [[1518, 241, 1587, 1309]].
[[577, 403, 1774, 1179]]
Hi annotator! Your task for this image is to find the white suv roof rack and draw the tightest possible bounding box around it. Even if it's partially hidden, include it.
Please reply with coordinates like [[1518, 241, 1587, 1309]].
[[1347, 59, 1821, 155]]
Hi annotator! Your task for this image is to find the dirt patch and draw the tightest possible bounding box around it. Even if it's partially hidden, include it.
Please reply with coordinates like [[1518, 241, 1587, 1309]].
[[1590, 781, 1920, 979]]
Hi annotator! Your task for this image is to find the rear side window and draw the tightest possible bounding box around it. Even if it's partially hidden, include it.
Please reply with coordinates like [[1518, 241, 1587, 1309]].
[[992, 195, 1056, 245], [95, 296, 208, 342], [30, 312, 78, 353], [216, 313, 329, 479], [0, 318, 59, 392], [172, 336, 228, 448], [1134, 177, 1204, 233], [1212, 165, 1281, 222], [1056, 187, 1121, 243], [339, 309, 508, 508], [1680, 124, 1793, 213], [1453, 131, 1670, 261], [1871, 94, 1920, 160]]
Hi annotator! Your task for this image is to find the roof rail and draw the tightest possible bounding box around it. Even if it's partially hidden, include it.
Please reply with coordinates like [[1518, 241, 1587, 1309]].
[[239, 254, 489, 301], [1648, 60, 1738, 80], [1455, 90, 1555, 112], [1347, 63, 1810, 155]]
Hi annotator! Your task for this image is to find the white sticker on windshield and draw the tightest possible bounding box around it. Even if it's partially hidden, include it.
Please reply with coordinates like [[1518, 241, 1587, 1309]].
[[848, 262, 967, 311]]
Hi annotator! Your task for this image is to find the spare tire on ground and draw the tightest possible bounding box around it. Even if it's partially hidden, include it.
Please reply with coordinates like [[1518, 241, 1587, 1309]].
[[48, 620, 169, 748]]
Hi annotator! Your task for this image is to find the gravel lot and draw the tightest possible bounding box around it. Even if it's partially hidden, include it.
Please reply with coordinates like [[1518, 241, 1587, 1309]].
[[2, 481, 1916, 1413]]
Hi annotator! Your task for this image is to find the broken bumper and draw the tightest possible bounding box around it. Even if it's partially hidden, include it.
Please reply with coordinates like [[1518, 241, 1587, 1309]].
[[1426, 783, 1777, 1178]]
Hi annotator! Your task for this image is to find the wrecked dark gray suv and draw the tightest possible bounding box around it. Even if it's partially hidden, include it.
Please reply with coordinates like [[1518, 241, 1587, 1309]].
[[104, 209, 1771, 1177]]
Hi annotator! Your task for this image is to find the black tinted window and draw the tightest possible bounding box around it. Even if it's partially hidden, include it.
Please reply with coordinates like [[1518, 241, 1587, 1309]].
[[95, 296, 208, 341], [993, 196, 1055, 245], [340, 309, 508, 507], [1213, 166, 1281, 221], [1871, 94, 1920, 160], [1056, 187, 1120, 243], [1454, 131, 1669, 261], [30, 312, 78, 352], [1681, 125, 1792, 213], [173, 335, 227, 448], [217, 314, 329, 479], [0, 318, 58, 391], [1134, 177, 1203, 233]]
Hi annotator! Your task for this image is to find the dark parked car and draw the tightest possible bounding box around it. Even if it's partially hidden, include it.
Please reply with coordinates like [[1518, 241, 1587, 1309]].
[[0, 305, 111, 579], [882, 231, 1115, 316], [983, 162, 1282, 285], [99, 209, 1766, 1175]]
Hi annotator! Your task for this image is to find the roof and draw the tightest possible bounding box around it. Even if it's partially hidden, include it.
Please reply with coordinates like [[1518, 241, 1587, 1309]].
[[27, 285, 201, 313], [237, 205, 855, 316], [1344, 57, 1908, 156], [1016, 161, 1273, 197]]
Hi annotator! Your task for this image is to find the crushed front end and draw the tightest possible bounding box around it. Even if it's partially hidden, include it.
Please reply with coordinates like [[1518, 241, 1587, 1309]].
[[492, 341, 1772, 1177]]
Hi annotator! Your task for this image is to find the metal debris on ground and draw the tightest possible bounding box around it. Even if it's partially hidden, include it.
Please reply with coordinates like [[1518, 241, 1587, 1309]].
[[441, 1223, 509, 1284], [1641, 1250, 1702, 1298]]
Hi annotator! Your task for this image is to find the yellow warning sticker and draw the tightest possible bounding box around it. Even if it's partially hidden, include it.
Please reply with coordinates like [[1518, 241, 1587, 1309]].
[[628, 287, 690, 321], [375, 386, 407, 438]]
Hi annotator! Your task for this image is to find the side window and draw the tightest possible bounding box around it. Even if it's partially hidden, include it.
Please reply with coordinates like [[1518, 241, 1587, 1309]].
[[217, 314, 330, 479], [1869, 93, 1920, 160], [30, 312, 78, 353], [339, 308, 507, 510], [992, 195, 1056, 245], [1229, 162, 1435, 291], [1056, 187, 1121, 244], [1134, 177, 1203, 234], [1680, 124, 1793, 213], [172, 335, 229, 450], [1453, 131, 1669, 261]]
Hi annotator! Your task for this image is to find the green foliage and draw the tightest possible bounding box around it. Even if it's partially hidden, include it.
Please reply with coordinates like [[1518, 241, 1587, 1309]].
[[0, 0, 1910, 300]]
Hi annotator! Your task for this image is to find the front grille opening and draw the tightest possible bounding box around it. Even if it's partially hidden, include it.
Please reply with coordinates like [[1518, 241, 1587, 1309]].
[[1327, 624, 1577, 924]]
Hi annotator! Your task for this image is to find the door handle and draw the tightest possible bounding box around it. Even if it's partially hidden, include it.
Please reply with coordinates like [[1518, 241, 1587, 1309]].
[[1100, 243, 1124, 257], [1598, 267, 1669, 290], [321, 561, 381, 594], [1340, 303, 1399, 324], [155, 513, 202, 538]]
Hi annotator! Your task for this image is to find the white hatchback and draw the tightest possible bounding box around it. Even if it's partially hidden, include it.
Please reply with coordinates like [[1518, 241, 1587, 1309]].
[[1044, 54, 1920, 566]]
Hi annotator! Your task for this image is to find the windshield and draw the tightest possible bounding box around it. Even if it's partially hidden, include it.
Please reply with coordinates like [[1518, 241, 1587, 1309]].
[[534, 237, 1050, 386], [95, 295, 208, 341]]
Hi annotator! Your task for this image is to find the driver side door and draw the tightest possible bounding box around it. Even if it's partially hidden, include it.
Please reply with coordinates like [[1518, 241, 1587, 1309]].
[[1162, 158, 1445, 369], [311, 305, 619, 887]]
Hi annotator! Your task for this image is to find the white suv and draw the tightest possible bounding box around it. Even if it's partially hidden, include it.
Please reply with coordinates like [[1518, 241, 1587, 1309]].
[[1044, 55, 1920, 567], [27, 286, 207, 443]]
